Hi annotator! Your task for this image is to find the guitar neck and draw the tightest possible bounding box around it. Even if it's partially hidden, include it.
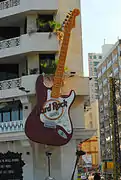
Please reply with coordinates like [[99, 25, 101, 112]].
[[51, 32, 70, 98]]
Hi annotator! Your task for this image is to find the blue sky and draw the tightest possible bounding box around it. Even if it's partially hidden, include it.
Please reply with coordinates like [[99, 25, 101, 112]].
[[81, 0, 121, 76]]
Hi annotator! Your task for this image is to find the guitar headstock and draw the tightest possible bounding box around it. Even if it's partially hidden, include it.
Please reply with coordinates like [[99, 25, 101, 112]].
[[62, 8, 80, 32]]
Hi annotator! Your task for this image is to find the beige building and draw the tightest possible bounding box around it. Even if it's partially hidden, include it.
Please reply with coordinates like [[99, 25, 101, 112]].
[[0, 0, 95, 180], [84, 100, 100, 166]]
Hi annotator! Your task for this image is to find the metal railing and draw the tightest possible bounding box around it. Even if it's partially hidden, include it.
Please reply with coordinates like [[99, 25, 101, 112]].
[[0, 78, 21, 90], [0, 0, 20, 10], [0, 120, 24, 133], [0, 37, 20, 50]]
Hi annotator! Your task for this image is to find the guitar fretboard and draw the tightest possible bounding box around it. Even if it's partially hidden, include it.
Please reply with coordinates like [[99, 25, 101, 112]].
[[51, 32, 70, 98]]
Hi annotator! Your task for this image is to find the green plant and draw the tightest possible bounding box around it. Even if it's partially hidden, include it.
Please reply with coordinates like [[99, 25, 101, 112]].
[[36, 19, 63, 37], [40, 59, 68, 74], [48, 21, 62, 31], [48, 20, 63, 38]]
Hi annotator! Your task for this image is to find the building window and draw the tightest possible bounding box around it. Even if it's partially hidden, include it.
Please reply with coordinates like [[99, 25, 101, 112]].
[[37, 14, 54, 32], [93, 62, 99, 66], [39, 54, 56, 74], [89, 56, 92, 59], [93, 55, 97, 59], [0, 101, 23, 122], [99, 55, 102, 59], [94, 67, 97, 72], [3, 112, 10, 122]]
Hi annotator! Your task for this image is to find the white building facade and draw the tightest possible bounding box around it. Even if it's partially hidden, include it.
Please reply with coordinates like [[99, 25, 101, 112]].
[[88, 53, 102, 103], [0, 0, 95, 179]]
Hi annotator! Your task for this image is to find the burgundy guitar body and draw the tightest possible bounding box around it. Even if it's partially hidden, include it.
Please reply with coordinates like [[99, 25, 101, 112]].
[[25, 75, 75, 146]]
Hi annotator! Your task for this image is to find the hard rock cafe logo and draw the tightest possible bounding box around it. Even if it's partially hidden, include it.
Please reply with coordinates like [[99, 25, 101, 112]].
[[41, 99, 67, 120]]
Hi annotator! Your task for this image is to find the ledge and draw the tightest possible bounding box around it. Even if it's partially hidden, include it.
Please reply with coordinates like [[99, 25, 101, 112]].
[[0, 128, 96, 142], [73, 128, 96, 141]]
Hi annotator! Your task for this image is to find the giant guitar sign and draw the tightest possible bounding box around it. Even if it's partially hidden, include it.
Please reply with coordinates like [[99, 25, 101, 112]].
[[25, 9, 80, 146]]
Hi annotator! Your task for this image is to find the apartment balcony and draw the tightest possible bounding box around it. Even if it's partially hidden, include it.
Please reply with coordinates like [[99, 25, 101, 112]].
[[0, 0, 58, 20], [107, 61, 112, 69], [99, 83, 102, 90], [0, 120, 26, 141], [113, 67, 119, 76], [0, 120, 24, 134], [0, 75, 89, 100], [98, 71, 102, 78], [0, 33, 58, 59], [103, 78, 108, 86]]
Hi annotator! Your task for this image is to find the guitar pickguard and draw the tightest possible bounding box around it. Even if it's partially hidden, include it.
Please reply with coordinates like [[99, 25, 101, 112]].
[[40, 89, 75, 134]]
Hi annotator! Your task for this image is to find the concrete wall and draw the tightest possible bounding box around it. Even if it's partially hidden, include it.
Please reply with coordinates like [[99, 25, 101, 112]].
[[102, 44, 114, 57], [33, 140, 77, 180], [84, 100, 101, 165], [0, 141, 34, 180], [58, 0, 83, 75]]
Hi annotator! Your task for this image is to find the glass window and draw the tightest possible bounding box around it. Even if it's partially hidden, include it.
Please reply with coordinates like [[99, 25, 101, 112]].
[[99, 55, 102, 59], [12, 110, 19, 121], [0, 101, 23, 122], [20, 109, 23, 120], [3, 112, 10, 122], [94, 55, 96, 59], [89, 56, 92, 59], [0, 113, 2, 122], [93, 62, 99, 66], [94, 67, 97, 72]]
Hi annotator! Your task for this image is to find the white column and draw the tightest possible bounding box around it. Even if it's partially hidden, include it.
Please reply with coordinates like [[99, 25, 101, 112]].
[[20, 96, 31, 123], [27, 54, 40, 75], [27, 14, 37, 34], [60, 139, 77, 180]]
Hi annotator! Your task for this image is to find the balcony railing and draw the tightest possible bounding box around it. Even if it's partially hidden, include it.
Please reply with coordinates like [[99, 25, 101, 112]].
[[0, 0, 20, 10], [0, 37, 20, 50], [0, 78, 21, 90], [0, 120, 24, 133]]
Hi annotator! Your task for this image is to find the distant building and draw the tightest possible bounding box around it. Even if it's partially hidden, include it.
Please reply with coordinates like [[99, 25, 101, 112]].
[[88, 53, 102, 103], [97, 40, 121, 175], [83, 100, 100, 167]]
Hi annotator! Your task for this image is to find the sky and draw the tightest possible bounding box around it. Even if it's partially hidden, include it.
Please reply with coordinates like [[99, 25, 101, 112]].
[[81, 0, 121, 76]]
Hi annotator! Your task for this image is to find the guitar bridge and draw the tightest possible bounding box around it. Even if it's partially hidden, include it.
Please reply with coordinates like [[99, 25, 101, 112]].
[[44, 120, 56, 129]]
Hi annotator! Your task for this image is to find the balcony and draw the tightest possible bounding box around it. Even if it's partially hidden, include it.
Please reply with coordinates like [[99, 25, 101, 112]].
[[0, 75, 89, 99], [0, 120, 24, 134], [99, 83, 102, 90], [0, 33, 58, 59], [0, 0, 58, 20], [98, 71, 102, 78]]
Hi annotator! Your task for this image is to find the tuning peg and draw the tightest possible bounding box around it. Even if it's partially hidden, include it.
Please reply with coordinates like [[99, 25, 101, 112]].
[[66, 15, 69, 18], [70, 10, 72, 12]]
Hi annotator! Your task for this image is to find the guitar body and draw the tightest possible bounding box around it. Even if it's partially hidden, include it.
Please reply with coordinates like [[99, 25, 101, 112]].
[[25, 9, 80, 146], [25, 75, 75, 146]]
